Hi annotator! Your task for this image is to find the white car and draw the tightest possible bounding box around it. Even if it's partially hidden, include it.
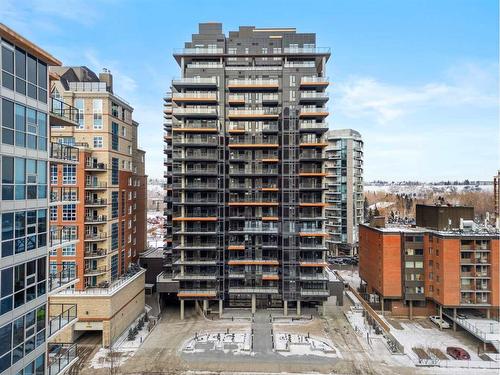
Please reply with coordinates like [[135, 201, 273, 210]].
[[429, 315, 451, 329]]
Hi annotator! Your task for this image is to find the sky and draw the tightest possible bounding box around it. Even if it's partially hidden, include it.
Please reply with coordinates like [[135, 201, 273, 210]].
[[2, 0, 498, 181]]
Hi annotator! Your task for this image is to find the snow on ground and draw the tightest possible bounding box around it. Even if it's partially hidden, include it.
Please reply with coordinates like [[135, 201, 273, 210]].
[[273, 333, 341, 358], [456, 317, 500, 341], [335, 269, 361, 289], [365, 183, 493, 195], [182, 330, 252, 355], [90, 312, 155, 369], [368, 201, 394, 210]]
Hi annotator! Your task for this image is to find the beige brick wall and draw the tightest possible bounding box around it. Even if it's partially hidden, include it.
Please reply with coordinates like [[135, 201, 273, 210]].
[[50, 271, 145, 347]]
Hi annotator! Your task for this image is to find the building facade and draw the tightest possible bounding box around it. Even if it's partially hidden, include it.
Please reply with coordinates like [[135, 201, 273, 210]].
[[162, 23, 331, 317], [325, 129, 363, 256], [46, 67, 147, 347], [494, 170, 500, 225], [359, 205, 499, 322], [0, 23, 80, 375]]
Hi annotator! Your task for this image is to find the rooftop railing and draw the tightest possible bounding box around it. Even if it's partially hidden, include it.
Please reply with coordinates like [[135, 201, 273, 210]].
[[48, 343, 78, 375], [50, 97, 79, 125], [50, 142, 79, 162]]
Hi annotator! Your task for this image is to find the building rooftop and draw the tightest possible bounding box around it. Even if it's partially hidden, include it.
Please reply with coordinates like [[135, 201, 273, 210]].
[[360, 222, 499, 237]]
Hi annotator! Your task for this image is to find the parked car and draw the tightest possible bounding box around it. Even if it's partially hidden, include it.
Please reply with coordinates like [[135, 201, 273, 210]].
[[429, 315, 451, 329], [446, 346, 470, 360], [456, 313, 468, 320]]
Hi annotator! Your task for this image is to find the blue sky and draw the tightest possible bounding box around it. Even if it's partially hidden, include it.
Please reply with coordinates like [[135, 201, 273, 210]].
[[2, 0, 498, 181]]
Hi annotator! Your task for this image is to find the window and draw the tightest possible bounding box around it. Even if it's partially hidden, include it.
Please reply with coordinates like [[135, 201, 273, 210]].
[[74, 98, 84, 129], [1, 99, 46, 150], [111, 254, 118, 281], [49, 207, 57, 221], [1, 157, 46, 201], [0, 258, 46, 316], [92, 99, 103, 129], [111, 122, 119, 151], [120, 221, 125, 247], [289, 91, 295, 101], [62, 204, 76, 221], [111, 102, 119, 117], [121, 126, 126, 137], [50, 165, 58, 184], [128, 145, 132, 155], [111, 158, 119, 185], [62, 165, 76, 185], [2, 45, 14, 91], [111, 223, 118, 250], [289, 75, 296, 87], [111, 192, 119, 219], [93, 136, 103, 148], [62, 244, 75, 256], [405, 261, 414, 268]]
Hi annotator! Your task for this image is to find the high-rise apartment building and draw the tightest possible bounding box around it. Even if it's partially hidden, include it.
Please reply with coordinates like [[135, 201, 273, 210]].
[[45, 67, 147, 347], [0, 23, 79, 375], [162, 23, 332, 317], [325, 129, 363, 256]]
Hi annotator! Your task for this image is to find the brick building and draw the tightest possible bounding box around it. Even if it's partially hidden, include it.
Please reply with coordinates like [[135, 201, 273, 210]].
[[359, 205, 499, 321]]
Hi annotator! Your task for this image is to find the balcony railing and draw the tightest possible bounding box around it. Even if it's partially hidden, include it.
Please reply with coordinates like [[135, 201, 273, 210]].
[[48, 304, 77, 338], [84, 232, 107, 241], [85, 160, 107, 171], [50, 142, 79, 163], [49, 264, 78, 293], [172, 107, 218, 116], [50, 226, 78, 248], [227, 78, 279, 87], [172, 77, 218, 85], [84, 215, 107, 223], [300, 76, 329, 85], [300, 92, 329, 100], [48, 343, 78, 375], [85, 181, 107, 189], [50, 187, 78, 204], [85, 198, 107, 206], [172, 92, 217, 101], [50, 97, 79, 126], [84, 266, 107, 276], [174, 47, 224, 55]]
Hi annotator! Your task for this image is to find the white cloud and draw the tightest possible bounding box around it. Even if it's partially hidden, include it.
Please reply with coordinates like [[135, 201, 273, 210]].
[[335, 61, 498, 124]]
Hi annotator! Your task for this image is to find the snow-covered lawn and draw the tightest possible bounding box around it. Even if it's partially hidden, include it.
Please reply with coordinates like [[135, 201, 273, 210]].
[[182, 330, 252, 355], [336, 269, 361, 289], [273, 332, 341, 358]]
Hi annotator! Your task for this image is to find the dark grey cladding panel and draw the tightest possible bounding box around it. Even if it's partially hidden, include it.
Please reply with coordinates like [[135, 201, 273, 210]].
[[198, 23, 223, 34]]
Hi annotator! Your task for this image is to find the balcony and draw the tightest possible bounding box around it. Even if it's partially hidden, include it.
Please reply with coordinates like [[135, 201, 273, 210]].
[[177, 289, 218, 298], [299, 106, 329, 118], [228, 287, 279, 294], [299, 261, 328, 267], [283, 47, 331, 55], [48, 343, 78, 375], [50, 226, 78, 250], [227, 79, 279, 90], [299, 121, 329, 132], [228, 94, 246, 105], [228, 136, 279, 148], [300, 289, 330, 297], [48, 304, 77, 340], [84, 248, 107, 258], [173, 273, 218, 281], [299, 91, 329, 103], [84, 266, 107, 276], [50, 97, 79, 127], [174, 47, 224, 55], [173, 135, 218, 147], [172, 92, 217, 103], [50, 142, 79, 163], [85, 159, 107, 172], [228, 259, 280, 266], [49, 264, 79, 294], [84, 215, 107, 224], [172, 77, 218, 88], [299, 272, 328, 281], [228, 108, 280, 120], [85, 181, 107, 189], [85, 198, 107, 207], [300, 76, 329, 88], [262, 94, 279, 104], [172, 107, 218, 118], [50, 187, 78, 205], [229, 166, 278, 175], [84, 232, 107, 242]]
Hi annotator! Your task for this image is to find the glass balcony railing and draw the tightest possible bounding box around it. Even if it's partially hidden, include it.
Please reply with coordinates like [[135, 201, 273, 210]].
[[48, 343, 78, 375], [50, 97, 79, 126], [50, 142, 79, 162], [50, 226, 78, 248], [48, 304, 77, 338], [48, 264, 78, 292], [50, 187, 78, 204]]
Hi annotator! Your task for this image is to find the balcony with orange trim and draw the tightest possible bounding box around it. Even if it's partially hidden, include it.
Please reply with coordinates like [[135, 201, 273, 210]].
[[300, 76, 329, 88], [172, 92, 217, 103], [228, 202, 279, 207], [172, 217, 218, 222], [228, 245, 245, 250], [299, 261, 328, 267], [262, 274, 280, 281], [177, 290, 218, 298], [262, 216, 279, 221], [299, 202, 328, 207], [299, 232, 328, 237], [299, 106, 329, 119], [228, 259, 280, 266], [299, 142, 328, 147], [227, 94, 246, 105]]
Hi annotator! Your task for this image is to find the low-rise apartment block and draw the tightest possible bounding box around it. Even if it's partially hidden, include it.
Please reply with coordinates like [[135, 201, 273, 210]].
[[359, 205, 499, 322]]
